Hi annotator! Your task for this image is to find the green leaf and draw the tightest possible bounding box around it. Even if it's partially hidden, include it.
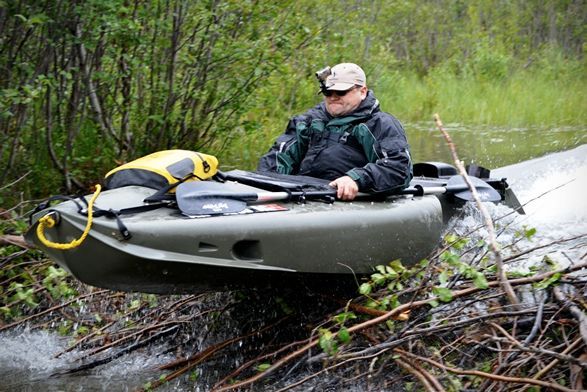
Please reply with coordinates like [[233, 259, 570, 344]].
[[257, 363, 271, 372], [534, 273, 561, 290], [375, 265, 386, 274], [371, 273, 386, 285], [389, 259, 406, 273], [130, 299, 141, 309], [318, 329, 338, 355], [189, 370, 200, 381], [472, 272, 489, 289], [333, 312, 356, 325], [432, 287, 454, 302], [365, 299, 379, 309], [359, 283, 372, 295], [440, 250, 460, 265], [337, 327, 351, 344], [438, 270, 450, 285], [386, 320, 395, 331], [74, 326, 89, 336], [524, 227, 537, 239], [386, 269, 399, 280]]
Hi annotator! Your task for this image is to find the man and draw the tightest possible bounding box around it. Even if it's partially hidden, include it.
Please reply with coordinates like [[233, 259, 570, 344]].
[[257, 63, 412, 200]]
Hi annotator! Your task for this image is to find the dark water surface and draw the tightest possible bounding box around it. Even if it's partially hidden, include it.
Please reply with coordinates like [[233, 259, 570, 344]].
[[406, 122, 586, 168]]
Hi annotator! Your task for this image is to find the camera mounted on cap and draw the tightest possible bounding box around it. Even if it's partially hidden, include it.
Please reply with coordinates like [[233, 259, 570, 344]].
[[315, 66, 331, 94]]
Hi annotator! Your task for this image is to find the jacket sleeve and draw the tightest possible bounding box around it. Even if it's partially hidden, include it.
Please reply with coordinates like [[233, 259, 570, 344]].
[[346, 114, 412, 194], [257, 118, 298, 172], [257, 111, 316, 174]]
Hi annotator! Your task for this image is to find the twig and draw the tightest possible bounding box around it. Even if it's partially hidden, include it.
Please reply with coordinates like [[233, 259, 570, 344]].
[[146, 316, 288, 391], [519, 337, 584, 391], [434, 113, 520, 308], [275, 350, 388, 392], [0, 234, 31, 249], [212, 261, 587, 391], [395, 348, 576, 392], [395, 357, 439, 392], [0, 171, 31, 191], [54, 320, 117, 358], [402, 355, 447, 392], [486, 337, 587, 368], [0, 289, 110, 332], [53, 325, 179, 376], [503, 233, 587, 263], [553, 286, 587, 346], [213, 338, 310, 389]]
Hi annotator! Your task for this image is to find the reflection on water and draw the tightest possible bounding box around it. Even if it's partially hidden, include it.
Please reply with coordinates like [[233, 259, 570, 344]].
[[407, 122, 586, 168]]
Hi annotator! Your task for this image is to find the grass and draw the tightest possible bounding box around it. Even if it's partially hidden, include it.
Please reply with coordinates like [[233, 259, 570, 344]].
[[221, 62, 586, 170]]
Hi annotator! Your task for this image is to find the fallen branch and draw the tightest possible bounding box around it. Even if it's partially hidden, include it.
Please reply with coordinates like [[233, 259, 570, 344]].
[[395, 357, 440, 392], [143, 316, 289, 391], [395, 348, 576, 392], [553, 286, 587, 346], [213, 261, 587, 391], [52, 325, 179, 376], [434, 113, 520, 308], [0, 234, 30, 249], [274, 350, 387, 392], [0, 289, 110, 332]]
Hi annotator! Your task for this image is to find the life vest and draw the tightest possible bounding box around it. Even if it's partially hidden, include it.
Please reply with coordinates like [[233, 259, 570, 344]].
[[104, 150, 218, 191]]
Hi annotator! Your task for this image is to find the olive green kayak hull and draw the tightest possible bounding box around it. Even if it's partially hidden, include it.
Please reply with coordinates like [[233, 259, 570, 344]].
[[26, 185, 446, 294]]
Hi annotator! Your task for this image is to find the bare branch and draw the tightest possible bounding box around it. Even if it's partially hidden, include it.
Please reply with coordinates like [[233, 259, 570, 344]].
[[433, 113, 520, 308]]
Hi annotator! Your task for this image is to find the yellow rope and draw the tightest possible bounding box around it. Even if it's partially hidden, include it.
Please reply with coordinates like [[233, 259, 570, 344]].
[[36, 184, 102, 250]]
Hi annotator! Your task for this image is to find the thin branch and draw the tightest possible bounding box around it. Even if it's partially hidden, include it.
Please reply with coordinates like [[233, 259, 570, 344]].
[[396, 348, 576, 392], [553, 286, 587, 346], [433, 113, 520, 308]]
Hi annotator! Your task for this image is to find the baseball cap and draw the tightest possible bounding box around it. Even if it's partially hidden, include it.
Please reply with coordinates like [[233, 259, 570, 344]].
[[325, 63, 366, 91]]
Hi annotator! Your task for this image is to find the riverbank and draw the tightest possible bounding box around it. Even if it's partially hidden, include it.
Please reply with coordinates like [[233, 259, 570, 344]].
[[1, 205, 586, 391]]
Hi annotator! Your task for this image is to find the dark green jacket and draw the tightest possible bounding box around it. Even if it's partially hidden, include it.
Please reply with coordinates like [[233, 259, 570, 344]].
[[258, 91, 412, 194]]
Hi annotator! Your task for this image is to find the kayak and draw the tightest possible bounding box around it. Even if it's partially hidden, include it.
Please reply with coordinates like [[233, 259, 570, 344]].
[[25, 163, 518, 294]]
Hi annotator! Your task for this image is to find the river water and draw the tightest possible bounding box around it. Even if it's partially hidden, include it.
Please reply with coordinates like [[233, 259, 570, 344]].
[[1, 125, 585, 391]]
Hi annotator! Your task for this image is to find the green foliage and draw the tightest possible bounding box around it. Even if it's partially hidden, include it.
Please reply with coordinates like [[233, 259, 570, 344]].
[[337, 327, 351, 344], [432, 286, 454, 303], [534, 272, 562, 290], [515, 226, 537, 240], [316, 308, 358, 356], [439, 234, 490, 290], [256, 363, 271, 372], [189, 370, 200, 381], [43, 266, 77, 300], [318, 328, 338, 355], [9, 283, 39, 308], [359, 260, 413, 303], [0, 1, 585, 203]]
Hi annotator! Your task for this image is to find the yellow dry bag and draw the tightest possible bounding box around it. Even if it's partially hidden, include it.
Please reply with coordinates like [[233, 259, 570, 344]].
[[105, 150, 218, 191]]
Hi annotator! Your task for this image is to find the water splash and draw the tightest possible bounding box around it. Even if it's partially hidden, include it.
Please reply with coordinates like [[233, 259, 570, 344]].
[[0, 329, 174, 392], [448, 144, 587, 271], [493, 144, 587, 238]]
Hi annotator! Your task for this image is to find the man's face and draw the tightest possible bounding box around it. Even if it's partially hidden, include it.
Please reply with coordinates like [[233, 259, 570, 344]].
[[324, 86, 367, 117]]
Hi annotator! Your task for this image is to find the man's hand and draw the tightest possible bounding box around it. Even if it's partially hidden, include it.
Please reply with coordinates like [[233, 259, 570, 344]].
[[329, 176, 359, 201]]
